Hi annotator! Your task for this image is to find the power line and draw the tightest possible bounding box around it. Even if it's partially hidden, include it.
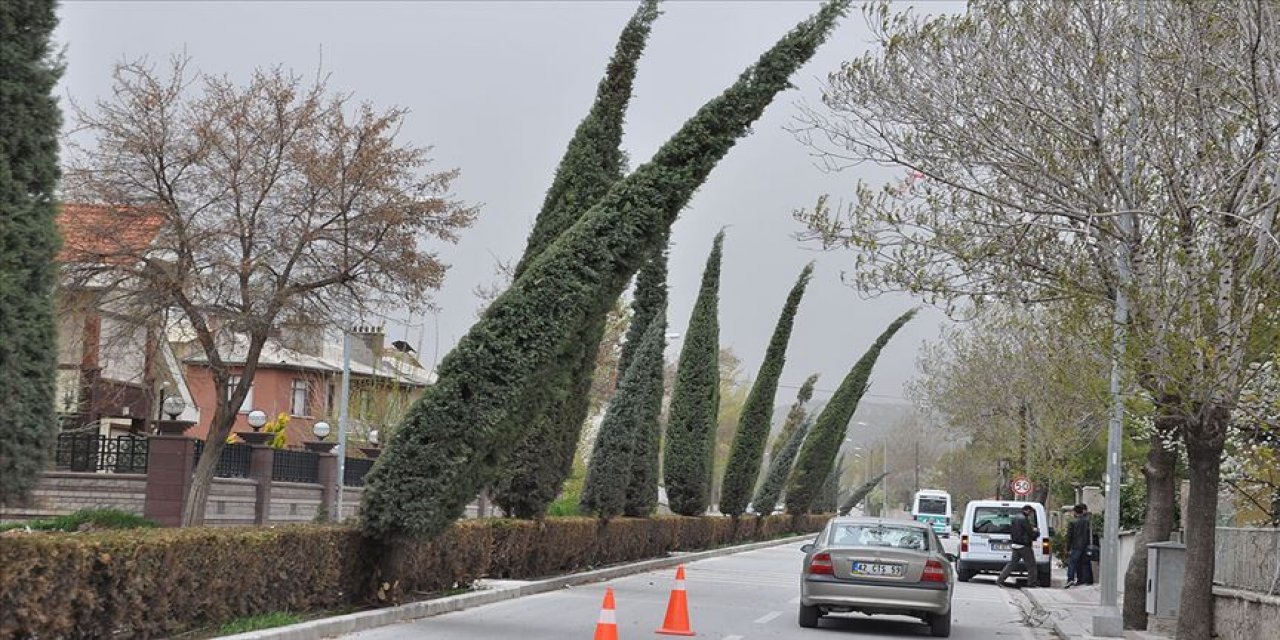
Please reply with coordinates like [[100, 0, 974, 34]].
[[775, 381, 908, 403]]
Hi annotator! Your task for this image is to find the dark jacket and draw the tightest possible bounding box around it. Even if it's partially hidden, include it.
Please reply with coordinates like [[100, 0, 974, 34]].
[[1067, 514, 1092, 551], [1010, 513, 1036, 546]]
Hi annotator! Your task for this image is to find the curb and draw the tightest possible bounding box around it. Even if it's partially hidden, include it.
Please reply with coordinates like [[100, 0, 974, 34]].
[[220, 533, 814, 640], [1020, 587, 1081, 639]]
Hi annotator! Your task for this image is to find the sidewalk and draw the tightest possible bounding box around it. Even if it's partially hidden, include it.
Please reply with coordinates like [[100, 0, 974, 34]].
[[1021, 581, 1170, 640]]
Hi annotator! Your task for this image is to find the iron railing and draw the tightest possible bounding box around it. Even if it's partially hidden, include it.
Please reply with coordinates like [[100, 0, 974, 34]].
[[272, 449, 320, 484], [54, 433, 149, 473], [193, 441, 253, 478], [344, 457, 375, 487]]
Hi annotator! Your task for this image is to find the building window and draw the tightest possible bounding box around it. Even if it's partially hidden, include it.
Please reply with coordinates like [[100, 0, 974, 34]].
[[227, 375, 253, 413], [291, 378, 309, 417]]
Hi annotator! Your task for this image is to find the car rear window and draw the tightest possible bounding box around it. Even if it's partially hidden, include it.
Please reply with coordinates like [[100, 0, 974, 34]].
[[972, 507, 1040, 534], [828, 524, 931, 551]]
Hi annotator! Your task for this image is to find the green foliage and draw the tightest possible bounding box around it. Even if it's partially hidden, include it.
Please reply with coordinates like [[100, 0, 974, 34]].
[[618, 241, 670, 383], [493, 0, 661, 519], [754, 415, 815, 516], [0, 0, 62, 506], [216, 612, 304, 635], [786, 310, 916, 514], [770, 374, 819, 463], [0, 509, 157, 533], [838, 472, 888, 515], [622, 254, 668, 516], [664, 233, 724, 516], [720, 264, 814, 516], [815, 453, 845, 513], [361, 0, 852, 540], [581, 315, 666, 517]]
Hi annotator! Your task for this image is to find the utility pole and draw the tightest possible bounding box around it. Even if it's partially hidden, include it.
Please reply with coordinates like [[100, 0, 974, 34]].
[[333, 330, 352, 522], [1096, 2, 1143, 635], [914, 441, 920, 493], [882, 439, 888, 516]]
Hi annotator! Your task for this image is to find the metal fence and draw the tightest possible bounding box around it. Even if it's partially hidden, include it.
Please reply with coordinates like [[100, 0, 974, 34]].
[[192, 441, 253, 478], [344, 457, 375, 487], [1215, 527, 1280, 594], [272, 449, 320, 484], [53, 433, 149, 473]]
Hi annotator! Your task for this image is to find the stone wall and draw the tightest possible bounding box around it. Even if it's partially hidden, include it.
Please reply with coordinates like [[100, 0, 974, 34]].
[[203, 478, 258, 526], [1213, 527, 1280, 638], [0, 472, 147, 523], [270, 482, 325, 523]]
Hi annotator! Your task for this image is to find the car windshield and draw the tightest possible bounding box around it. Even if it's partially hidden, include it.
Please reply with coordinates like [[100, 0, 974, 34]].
[[828, 524, 930, 551], [917, 497, 948, 515], [972, 507, 1038, 534]]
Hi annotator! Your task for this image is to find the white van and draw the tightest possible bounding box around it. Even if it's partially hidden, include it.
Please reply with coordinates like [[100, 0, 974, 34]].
[[956, 500, 1051, 587]]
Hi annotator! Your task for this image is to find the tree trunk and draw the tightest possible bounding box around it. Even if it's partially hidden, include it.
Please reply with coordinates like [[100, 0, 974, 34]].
[[1123, 417, 1179, 629], [1176, 407, 1228, 640], [180, 403, 238, 526]]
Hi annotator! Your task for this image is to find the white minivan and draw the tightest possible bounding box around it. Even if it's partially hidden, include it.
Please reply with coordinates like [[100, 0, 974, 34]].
[[956, 500, 1051, 587]]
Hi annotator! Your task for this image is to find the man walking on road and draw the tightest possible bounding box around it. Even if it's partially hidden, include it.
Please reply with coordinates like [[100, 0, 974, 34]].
[[1065, 503, 1094, 587], [998, 504, 1039, 588]]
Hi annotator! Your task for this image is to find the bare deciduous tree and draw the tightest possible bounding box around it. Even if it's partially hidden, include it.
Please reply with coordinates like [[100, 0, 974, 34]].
[[62, 56, 478, 525]]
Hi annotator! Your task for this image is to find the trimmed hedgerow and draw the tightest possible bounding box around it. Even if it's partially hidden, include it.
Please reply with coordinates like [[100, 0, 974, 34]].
[[0, 515, 827, 638], [786, 309, 916, 515], [664, 232, 724, 516], [581, 312, 666, 517], [493, 0, 662, 520], [719, 264, 813, 516], [362, 0, 852, 542]]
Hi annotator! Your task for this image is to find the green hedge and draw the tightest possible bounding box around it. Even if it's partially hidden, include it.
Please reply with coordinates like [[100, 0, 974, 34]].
[[0, 514, 826, 639]]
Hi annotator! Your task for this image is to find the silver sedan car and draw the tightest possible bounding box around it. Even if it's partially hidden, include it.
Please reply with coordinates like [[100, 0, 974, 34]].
[[799, 517, 956, 637]]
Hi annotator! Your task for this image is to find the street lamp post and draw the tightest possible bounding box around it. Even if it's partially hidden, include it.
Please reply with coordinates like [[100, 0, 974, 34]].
[[334, 330, 353, 522]]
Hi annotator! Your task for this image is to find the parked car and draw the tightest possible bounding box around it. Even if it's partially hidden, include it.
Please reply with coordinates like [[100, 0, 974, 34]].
[[956, 499, 1052, 587], [798, 516, 956, 637]]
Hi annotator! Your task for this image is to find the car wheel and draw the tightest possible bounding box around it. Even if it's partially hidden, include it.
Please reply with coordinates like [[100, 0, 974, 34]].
[[956, 563, 975, 582], [1037, 567, 1051, 588], [929, 612, 952, 637], [798, 604, 821, 628]]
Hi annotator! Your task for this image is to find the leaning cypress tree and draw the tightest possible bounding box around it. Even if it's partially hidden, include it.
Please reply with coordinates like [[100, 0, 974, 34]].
[[815, 454, 845, 514], [663, 232, 724, 516], [361, 0, 853, 542], [617, 239, 669, 384], [580, 313, 666, 517], [0, 0, 62, 505], [621, 247, 669, 517], [838, 472, 888, 516], [753, 414, 813, 516], [785, 309, 916, 515], [492, 0, 661, 518], [719, 264, 813, 516], [768, 374, 819, 466]]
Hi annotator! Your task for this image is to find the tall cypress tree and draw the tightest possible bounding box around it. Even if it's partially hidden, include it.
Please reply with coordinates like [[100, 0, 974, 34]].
[[580, 312, 665, 517], [492, 1, 661, 518], [0, 0, 62, 505], [719, 264, 813, 516], [769, 374, 819, 463], [839, 472, 888, 516], [753, 414, 813, 516], [815, 453, 844, 514], [663, 232, 723, 516], [785, 309, 916, 515], [362, 0, 853, 541], [621, 245, 668, 517]]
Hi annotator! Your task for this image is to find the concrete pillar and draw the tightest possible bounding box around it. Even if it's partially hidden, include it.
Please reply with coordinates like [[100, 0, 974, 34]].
[[144, 435, 197, 527], [248, 445, 275, 525], [315, 452, 337, 520]]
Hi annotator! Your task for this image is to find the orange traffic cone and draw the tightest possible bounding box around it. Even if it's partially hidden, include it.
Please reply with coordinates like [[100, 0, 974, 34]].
[[594, 586, 620, 640], [655, 565, 695, 636]]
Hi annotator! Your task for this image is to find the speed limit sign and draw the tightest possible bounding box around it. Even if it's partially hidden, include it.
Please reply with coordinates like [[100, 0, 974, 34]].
[[1011, 476, 1034, 497]]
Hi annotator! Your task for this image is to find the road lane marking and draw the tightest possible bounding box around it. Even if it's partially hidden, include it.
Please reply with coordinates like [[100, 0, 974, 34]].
[[724, 636, 744, 640], [753, 611, 781, 624]]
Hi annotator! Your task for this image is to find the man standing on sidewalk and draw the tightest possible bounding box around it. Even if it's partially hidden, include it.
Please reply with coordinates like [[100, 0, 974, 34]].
[[998, 504, 1039, 588], [1064, 503, 1094, 587]]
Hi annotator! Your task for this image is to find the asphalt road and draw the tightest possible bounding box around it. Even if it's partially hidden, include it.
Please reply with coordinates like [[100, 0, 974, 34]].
[[345, 540, 1037, 640]]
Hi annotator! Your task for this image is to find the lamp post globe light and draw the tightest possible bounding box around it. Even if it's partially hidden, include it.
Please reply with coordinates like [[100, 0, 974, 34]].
[[247, 410, 268, 431], [313, 421, 331, 440], [162, 395, 187, 421]]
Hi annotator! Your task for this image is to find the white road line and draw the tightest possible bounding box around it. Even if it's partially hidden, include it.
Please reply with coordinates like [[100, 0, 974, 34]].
[[723, 636, 744, 640], [753, 611, 781, 624]]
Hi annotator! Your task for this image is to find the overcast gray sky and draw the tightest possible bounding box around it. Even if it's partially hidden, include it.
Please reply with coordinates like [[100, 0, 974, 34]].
[[56, 0, 964, 409]]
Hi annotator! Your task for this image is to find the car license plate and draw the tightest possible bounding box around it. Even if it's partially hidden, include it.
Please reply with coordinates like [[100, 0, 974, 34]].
[[851, 562, 904, 577], [991, 541, 1011, 551]]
